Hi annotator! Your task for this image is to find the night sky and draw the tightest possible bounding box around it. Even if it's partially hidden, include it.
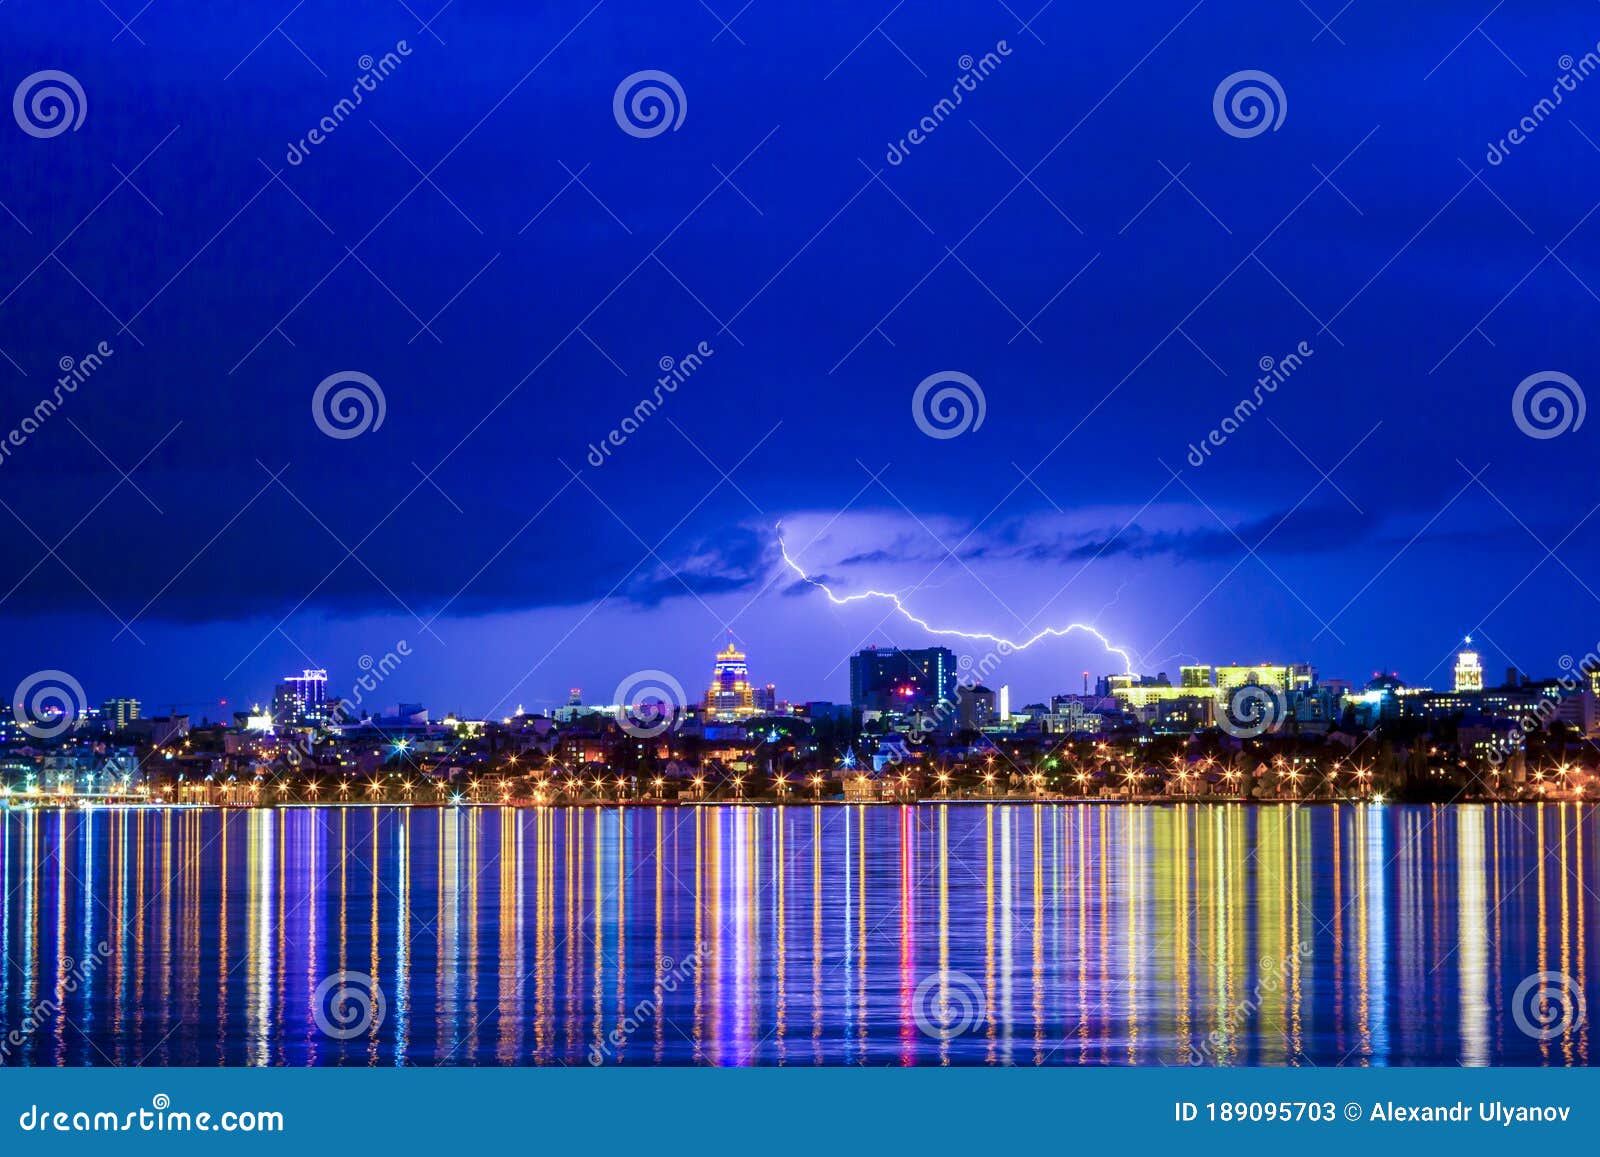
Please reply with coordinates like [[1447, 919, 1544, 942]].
[[1, 0, 1596, 718]]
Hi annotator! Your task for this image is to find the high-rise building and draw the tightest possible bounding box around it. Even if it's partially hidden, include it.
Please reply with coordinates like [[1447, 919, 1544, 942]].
[[957, 685, 997, 730], [754, 683, 777, 713], [705, 641, 757, 720], [101, 698, 140, 731], [273, 669, 330, 727], [849, 646, 957, 714], [1454, 639, 1483, 693]]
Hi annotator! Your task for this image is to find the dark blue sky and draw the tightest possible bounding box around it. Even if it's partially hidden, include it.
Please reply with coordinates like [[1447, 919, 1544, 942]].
[[1, 0, 1596, 717]]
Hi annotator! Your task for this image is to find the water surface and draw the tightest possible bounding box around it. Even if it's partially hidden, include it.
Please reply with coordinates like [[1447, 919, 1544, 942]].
[[0, 802, 1591, 1065]]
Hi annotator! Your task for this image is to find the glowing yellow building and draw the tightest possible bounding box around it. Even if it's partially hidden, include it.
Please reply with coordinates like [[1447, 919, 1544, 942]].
[[1454, 638, 1483, 692], [705, 641, 757, 720]]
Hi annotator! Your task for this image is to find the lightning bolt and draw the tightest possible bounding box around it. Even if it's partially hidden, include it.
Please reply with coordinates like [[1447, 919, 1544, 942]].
[[777, 532, 1135, 674]]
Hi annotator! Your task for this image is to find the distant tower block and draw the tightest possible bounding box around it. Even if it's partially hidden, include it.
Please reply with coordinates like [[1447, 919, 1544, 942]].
[[705, 638, 758, 720], [1454, 637, 1483, 693]]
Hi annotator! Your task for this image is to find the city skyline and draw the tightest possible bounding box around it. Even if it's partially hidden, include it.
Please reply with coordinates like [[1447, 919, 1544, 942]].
[[24, 627, 1589, 728]]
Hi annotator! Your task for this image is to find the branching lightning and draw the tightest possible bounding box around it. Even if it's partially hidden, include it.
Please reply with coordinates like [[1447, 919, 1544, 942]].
[[777, 533, 1136, 674]]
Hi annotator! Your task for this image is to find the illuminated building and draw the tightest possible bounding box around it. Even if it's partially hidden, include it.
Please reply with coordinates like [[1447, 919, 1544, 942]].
[[1454, 639, 1483, 692], [705, 641, 757, 720], [848, 646, 957, 714], [1214, 663, 1314, 693], [957, 685, 997, 729], [101, 698, 141, 730], [1180, 665, 1213, 689], [273, 669, 330, 726]]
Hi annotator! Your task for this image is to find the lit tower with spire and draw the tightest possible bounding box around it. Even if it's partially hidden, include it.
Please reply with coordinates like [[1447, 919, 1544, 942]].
[[705, 637, 757, 720], [1454, 636, 1483, 692]]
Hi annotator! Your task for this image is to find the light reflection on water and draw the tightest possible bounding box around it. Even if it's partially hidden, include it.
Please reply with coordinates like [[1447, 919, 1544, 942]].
[[0, 802, 1591, 1066]]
